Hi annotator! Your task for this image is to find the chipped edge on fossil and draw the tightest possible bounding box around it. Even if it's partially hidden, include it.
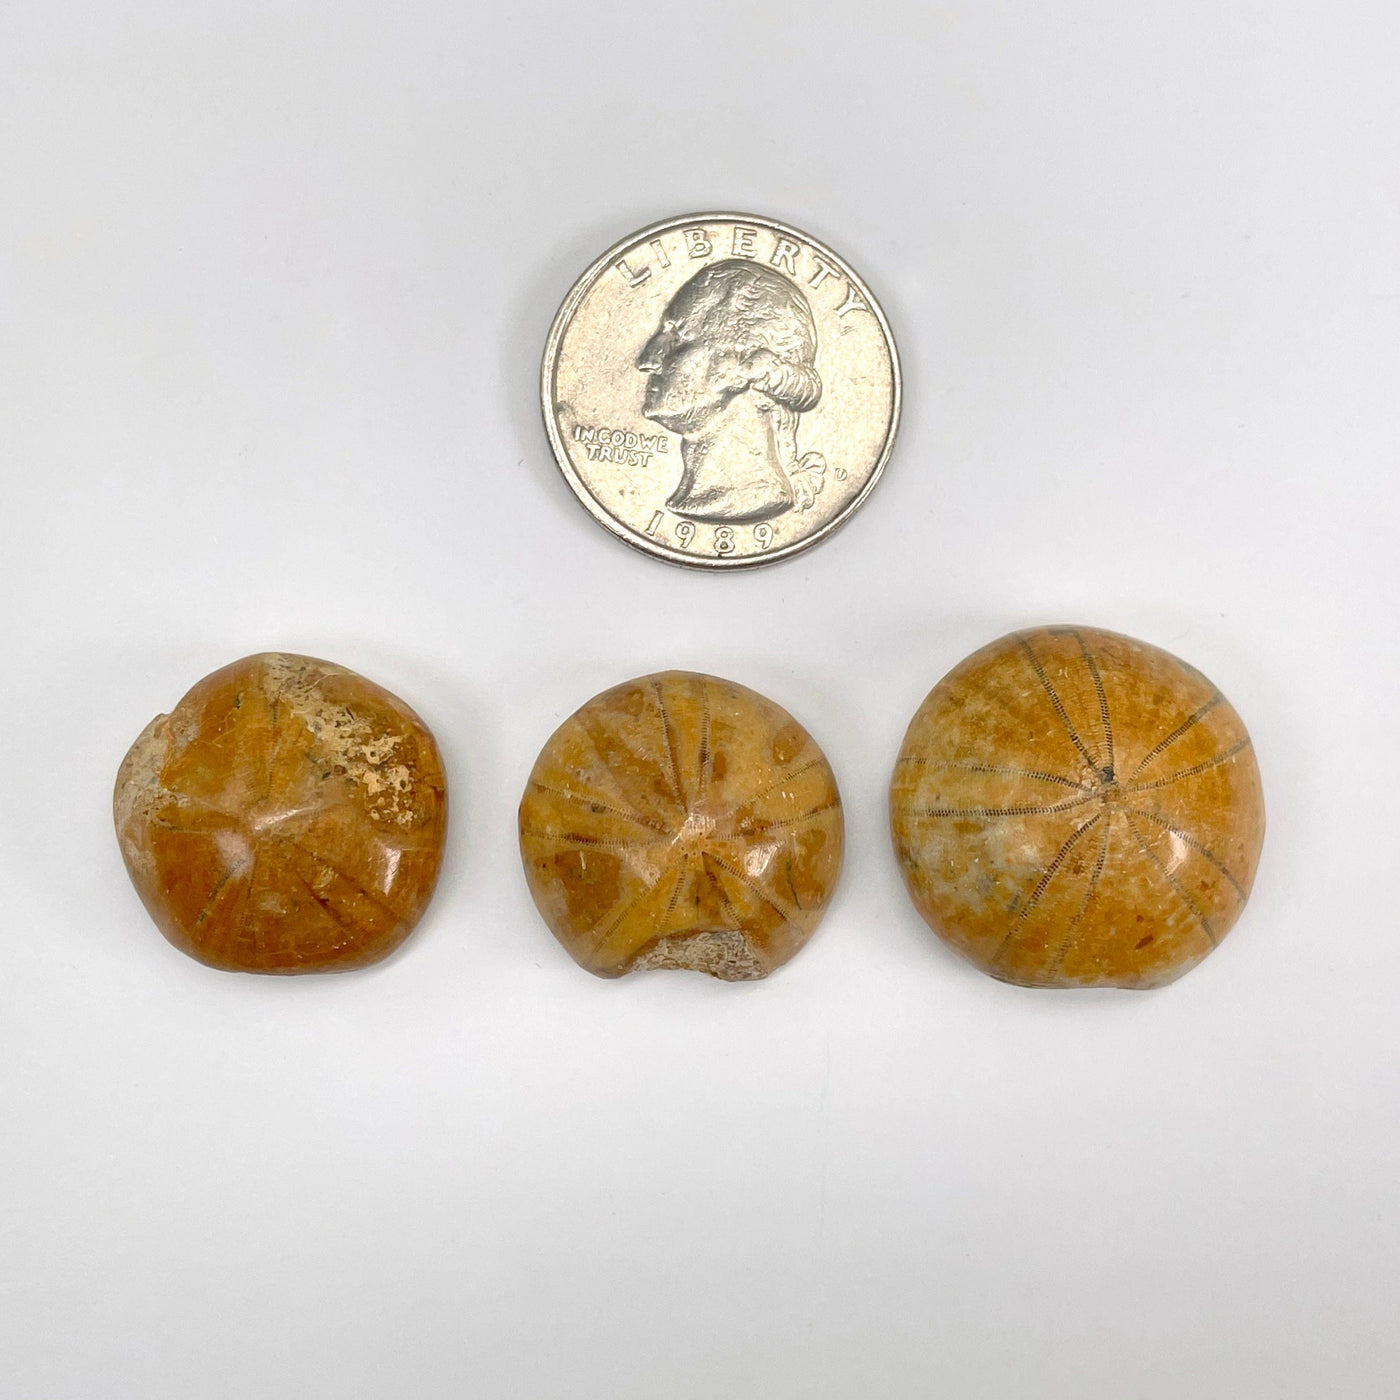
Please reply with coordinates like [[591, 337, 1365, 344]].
[[626, 929, 769, 982], [260, 654, 421, 827], [113, 712, 173, 885]]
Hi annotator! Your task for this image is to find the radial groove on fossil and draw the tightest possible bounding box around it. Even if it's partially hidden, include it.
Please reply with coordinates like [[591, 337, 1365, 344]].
[[519, 670, 844, 980], [889, 627, 1265, 989], [114, 653, 448, 974]]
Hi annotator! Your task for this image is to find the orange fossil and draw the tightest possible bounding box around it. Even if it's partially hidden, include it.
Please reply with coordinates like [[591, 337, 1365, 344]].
[[889, 627, 1265, 989], [114, 653, 447, 973], [519, 670, 843, 980]]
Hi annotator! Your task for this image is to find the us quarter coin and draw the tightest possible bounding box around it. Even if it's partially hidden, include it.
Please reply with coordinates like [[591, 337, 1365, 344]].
[[541, 213, 902, 569]]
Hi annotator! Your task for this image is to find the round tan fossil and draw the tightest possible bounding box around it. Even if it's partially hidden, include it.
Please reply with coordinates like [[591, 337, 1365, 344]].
[[889, 627, 1265, 989], [519, 670, 844, 980], [114, 653, 448, 973]]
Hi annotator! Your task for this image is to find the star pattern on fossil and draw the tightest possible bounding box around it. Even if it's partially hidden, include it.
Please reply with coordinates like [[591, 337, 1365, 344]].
[[117, 655, 447, 972], [896, 628, 1256, 972], [519, 673, 841, 971]]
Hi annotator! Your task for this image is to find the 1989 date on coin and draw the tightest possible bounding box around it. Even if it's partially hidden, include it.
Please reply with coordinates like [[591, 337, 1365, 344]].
[[644, 512, 776, 556], [541, 213, 902, 569]]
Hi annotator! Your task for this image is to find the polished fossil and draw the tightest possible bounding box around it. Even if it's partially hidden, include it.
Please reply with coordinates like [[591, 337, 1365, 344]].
[[889, 626, 1265, 989], [519, 670, 844, 979], [114, 652, 447, 973]]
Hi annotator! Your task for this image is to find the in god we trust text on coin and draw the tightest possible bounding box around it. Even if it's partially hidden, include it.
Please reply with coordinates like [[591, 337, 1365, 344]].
[[541, 213, 902, 569]]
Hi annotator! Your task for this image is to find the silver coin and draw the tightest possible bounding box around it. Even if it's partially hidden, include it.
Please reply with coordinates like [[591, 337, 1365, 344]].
[[541, 213, 902, 569]]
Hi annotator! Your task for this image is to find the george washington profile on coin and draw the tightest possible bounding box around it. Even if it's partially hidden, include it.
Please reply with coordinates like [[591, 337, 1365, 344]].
[[636, 260, 827, 523], [541, 213, 901, 568]]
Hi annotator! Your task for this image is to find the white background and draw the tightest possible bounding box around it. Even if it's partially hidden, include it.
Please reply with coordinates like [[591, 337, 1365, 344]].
[[2, 3, 1397, 1397]]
